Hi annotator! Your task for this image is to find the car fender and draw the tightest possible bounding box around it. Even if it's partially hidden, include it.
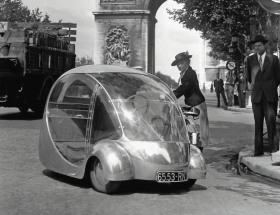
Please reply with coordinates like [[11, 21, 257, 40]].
[[90, 140, 134, 181], [188, 145, 207, 179]]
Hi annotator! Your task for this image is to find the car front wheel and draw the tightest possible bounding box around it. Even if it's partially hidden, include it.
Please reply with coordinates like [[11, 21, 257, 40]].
[[171, 179, 197, 190], [89, 158, 121, 194]]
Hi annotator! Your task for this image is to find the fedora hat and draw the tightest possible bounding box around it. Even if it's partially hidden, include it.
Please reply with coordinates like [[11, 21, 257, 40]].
[[251, 35, 268, 44], [171, 51, 192, 66]]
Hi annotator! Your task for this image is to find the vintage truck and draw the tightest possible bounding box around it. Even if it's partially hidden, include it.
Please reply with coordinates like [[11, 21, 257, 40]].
[[0, 22, 76, 114]]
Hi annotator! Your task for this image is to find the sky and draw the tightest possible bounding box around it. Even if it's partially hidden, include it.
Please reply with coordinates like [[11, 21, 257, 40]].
[[21, 0, 202, 81]]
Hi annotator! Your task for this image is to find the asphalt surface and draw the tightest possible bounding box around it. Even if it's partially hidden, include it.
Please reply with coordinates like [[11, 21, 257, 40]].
[[1, 92, 280, 215]]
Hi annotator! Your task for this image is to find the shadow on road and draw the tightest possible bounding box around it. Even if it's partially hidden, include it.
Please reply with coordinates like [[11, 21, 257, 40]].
[[43, 169, 92, 189], [116, 180, 207, 196], [43, 169, 207, 195], [0, 111, 42, 120]]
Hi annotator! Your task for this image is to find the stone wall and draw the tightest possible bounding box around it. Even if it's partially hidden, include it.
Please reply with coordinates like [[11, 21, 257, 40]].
[[93, 0, 165, 74], [93, 14, 149, 71]]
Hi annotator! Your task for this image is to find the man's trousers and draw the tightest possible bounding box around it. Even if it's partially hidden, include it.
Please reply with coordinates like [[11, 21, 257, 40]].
[[252, 94, 279, 155], [238, 91, 246, 108], [216, 91, 228, 107]]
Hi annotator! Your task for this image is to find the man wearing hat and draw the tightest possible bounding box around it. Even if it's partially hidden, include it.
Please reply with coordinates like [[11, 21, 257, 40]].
[[237, 71, 247, 108], [246, 35, 280, 156], [172, 51, 210, 151], [214, 73, 228, 107]]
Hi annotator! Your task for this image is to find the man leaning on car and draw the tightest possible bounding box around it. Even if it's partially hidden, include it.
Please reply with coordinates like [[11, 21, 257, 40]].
[[172, 51, 210, 152]]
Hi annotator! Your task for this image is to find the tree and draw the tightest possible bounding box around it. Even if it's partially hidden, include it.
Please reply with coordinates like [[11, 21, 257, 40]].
[[168, 0, 279, 62], [155, 71, 178, 89], [0, 0, 50, 22], [42, 14, 51, 23]]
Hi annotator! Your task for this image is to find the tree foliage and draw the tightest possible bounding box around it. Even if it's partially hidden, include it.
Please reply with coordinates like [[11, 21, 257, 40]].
[[0, 0, 51, 22], [155, 71, 179, 89], [168, 0, 279, 61]]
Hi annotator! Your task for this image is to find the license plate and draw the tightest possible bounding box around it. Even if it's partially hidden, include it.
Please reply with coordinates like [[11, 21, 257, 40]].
[[156, 171, 188, 182]]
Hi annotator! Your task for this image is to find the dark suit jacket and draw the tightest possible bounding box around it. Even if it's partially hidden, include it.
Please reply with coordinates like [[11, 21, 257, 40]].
[[173, 66, 205, 107], [214, 79, 225, 93], [246, 53, 280, 103], [238, 76, 247, 92]]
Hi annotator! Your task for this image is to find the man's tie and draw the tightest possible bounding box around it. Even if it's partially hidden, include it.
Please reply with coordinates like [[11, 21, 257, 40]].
[[259, 55, 263, 70], [178, 77, 181, 85]]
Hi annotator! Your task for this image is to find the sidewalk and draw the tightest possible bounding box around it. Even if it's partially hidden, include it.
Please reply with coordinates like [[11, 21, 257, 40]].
[[237, 121, 280, 181], [224, 95, 280, 182], [227, 105, 252, 113], [226, 101, 280, 182], [199, 91, 280, 182], [238, 147, 280, 182]]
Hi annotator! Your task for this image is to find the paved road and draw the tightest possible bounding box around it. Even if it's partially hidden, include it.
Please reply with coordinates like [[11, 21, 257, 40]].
[[1, 92, 280, 215]]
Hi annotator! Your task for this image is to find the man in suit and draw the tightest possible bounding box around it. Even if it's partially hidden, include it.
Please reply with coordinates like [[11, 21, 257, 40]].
[[172, 51, 210, 151], [237, 72, 247, 108], [214, 73, 228, 107], [246, 35, 280, 156]]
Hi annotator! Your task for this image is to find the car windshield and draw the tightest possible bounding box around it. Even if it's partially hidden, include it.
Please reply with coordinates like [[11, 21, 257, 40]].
[[90, 72, 188, 142]]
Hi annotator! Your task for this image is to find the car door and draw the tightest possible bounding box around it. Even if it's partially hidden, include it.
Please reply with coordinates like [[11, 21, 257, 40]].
[[47, 74, 98, 165]]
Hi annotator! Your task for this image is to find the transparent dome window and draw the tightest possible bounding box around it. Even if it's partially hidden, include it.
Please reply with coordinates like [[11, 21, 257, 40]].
[[47, 74, 95, 164], [90, 73, 188, 142], [47, 74, 122, 164]]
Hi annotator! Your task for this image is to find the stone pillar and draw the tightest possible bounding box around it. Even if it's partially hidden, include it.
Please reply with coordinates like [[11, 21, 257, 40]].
[[92, 0, 165, 74]]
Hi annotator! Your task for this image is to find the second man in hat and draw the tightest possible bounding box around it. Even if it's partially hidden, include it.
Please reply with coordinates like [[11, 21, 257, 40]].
[[246, 35, 280, 157]]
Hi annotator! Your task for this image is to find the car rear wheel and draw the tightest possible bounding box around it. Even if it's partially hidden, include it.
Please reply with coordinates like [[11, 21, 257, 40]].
[[171, 179, 197, 190], [89, 158, 121, 194]]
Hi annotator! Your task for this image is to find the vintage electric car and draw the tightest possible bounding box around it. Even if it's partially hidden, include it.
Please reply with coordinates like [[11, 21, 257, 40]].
[[39, 65, 206, 193]]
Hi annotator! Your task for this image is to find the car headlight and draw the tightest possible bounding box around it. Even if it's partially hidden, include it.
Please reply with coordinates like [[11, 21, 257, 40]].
[[189, 145, 206, 170]]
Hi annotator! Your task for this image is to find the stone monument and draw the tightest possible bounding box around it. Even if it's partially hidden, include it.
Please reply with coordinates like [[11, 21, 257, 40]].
[[93, 0, 166, 74]]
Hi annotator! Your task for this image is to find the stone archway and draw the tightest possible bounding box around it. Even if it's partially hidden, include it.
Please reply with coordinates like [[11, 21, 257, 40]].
[[93, 0, 166, 74]]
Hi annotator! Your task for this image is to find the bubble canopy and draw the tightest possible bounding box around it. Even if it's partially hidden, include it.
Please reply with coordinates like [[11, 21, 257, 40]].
[[89, 72, 188, 142]]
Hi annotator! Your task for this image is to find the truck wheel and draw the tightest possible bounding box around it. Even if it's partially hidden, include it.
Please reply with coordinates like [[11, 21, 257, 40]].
[[89, 158, 121, 194], [171, 179, 197, 190], [18, 105, 29, 113]]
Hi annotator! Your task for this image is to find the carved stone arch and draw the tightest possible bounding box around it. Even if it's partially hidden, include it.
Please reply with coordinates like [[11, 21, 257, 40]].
[[93, 0, 166, 74], [144, 0, 166, 16]]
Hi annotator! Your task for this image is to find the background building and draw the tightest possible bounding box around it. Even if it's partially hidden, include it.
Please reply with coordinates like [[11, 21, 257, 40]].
[[202, 40, 227, 89]]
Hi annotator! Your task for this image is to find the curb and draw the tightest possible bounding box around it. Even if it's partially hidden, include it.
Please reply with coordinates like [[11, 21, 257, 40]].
[[227, 106, 253, 113], [238, 146, 280, 182]]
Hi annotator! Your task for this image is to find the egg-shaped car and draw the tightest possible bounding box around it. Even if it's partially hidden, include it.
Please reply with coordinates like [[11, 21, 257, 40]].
[[39, 65, 206, 194]]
